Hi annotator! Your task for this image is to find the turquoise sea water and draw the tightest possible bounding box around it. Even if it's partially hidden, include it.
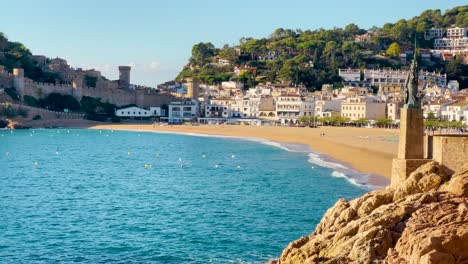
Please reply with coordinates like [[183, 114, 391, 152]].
[[0, 129, 366, 263]]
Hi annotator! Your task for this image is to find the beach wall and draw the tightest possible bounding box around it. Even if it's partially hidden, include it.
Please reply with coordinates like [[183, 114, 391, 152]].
[[430, 135, 468, 174]]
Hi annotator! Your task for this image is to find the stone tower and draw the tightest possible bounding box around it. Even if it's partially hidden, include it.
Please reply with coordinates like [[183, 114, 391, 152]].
[[13, 68, 25, 98], [186, 78, 199, 99], [118, 66, 131, 89]]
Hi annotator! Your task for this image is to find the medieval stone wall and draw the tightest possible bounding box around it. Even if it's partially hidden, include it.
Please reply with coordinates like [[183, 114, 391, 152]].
[[431, 135, 468, 174], [0, 71, 13, 89], [6, 69, 181, 108]]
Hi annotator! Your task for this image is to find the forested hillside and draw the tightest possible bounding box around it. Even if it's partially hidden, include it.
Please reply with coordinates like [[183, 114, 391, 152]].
[[177, 6, 467, 90], [0, 33, 59, 83]]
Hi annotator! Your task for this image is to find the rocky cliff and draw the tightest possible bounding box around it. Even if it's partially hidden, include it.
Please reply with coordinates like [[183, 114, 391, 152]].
[[273, 161, 468, 264]]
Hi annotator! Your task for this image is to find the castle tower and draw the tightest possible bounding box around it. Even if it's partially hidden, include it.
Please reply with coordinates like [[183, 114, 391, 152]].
[[186, 78, 199, 99], [13, 68, 25, 98], [118, 66, 131, 89]]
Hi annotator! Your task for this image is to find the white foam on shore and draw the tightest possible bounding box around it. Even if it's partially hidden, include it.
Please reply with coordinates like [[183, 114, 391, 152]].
[[92, 128, 382, 189], [330, 171, 363, 188]]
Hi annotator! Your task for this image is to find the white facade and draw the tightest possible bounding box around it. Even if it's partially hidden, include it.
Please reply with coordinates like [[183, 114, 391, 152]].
[[218, 59, 230, 66], [339, 69, 361, 82], [221, 81, 244, 90], [168, 101, 199, 123], [423, 101, 454, 119], [447, 27, 467, 38], [434, 37, 468, 50], [425, 28, 444, 40], [440, 102, 468, 122], [387, 102, 401, 121], [205, 104, 231, 118], [149, 107, 163, 117], [447, 80, 460, 92], [230, 97, 261, 118], [116, 106, 152, 118], [276, 95, 315, 124]]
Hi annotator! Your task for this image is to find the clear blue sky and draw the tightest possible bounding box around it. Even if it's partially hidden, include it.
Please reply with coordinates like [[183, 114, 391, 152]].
[[0, 0, 465, 86]]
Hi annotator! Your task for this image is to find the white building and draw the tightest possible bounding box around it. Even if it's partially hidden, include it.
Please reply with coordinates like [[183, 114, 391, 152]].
[[168, 100, 199, 123], [276, 95, 315, 125], [447, 27, 467, 38], [355, 34, 372, 43], [204, 103, 231, 118], [115, 106, 153, 118], [230, 97, 261, 118], [258, 51, 280, 61], [447, 80, 460, 92], [425, 28, 444, 40], [387, 102, 402, 121], [440, 101, 468, 122], [423, 101, 455, 119], [217, 59, 230, 66], [221, 81, 244, 90], [434, 37, 468, 50], [340, 68, 447, 88]]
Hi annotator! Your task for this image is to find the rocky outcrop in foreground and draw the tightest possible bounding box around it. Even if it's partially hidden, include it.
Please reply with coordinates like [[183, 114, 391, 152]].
[[274, 162, 468, 264]]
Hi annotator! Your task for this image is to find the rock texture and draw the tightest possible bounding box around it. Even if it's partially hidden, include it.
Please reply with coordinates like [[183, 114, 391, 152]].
[[273, 162, 468, 264]]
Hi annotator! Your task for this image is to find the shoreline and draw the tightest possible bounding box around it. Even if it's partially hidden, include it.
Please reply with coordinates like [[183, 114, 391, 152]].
[[89, 124, 395, 187]]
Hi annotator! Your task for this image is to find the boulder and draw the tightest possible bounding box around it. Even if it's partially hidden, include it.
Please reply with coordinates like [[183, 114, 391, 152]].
[[274, 162, 468, 264]]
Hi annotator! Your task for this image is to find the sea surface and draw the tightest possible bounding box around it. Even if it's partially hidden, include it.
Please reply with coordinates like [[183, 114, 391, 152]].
[[0, 129, 367, 263]]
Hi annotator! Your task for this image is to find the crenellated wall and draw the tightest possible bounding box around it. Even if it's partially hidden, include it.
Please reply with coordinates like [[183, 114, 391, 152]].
[[6, 68, 180, 107]]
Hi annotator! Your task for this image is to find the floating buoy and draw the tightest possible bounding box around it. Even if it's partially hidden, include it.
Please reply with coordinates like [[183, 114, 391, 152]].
[[311, 166, 315, 169], [179, 158, 182, 162], [144, 164, 149, 168], [231, 154, 235, 158], [237, 165, 241, 169], [55, 151, 59, 155], [202, 155, 206, 158], [128, 152, 132, 156], [214, 164, 219, 168], [155, 153, 160, 157], [34, 162, 39, 166]]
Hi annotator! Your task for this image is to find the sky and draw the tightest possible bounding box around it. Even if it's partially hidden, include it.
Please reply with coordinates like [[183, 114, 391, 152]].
[[0, 0, 465, 86]]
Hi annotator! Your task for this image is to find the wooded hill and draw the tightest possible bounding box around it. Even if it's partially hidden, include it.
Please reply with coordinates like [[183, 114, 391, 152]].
[[177, 6, 467, 90]]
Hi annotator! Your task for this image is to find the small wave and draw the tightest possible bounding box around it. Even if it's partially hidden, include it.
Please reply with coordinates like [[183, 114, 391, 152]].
[[330, 171, 362, 187], [308, 153, 376, 189], [307, 153, 348, 171]]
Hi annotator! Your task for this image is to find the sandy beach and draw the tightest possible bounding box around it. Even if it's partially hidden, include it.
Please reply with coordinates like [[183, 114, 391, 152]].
[[89, 124, 398, 185]]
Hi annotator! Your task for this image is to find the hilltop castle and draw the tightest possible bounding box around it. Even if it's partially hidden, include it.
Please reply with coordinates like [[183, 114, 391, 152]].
[[0, 60, 195, 108]]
